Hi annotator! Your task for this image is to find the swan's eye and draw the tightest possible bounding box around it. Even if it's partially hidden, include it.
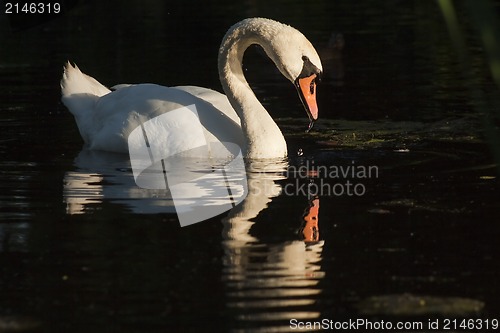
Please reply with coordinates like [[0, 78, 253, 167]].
[[302, 55, 309, 62]]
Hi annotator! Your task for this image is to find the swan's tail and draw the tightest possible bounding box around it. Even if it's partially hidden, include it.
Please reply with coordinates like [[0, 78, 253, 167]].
[[60, 61, 111, 98], [60, 61, 111, 118]]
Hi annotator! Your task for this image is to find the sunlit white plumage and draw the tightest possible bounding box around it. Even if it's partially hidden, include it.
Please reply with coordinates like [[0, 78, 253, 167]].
[[61, 17, 322, 159]]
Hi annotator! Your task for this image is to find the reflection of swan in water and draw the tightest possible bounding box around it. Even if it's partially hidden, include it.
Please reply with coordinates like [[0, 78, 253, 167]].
[[222, 160, 325, 327], [63, 152, 326, 328], [299, 196, 320, 243], [63, 150, 174, 215], [63, 149, 247, 218], [222, 160, 287, 243]]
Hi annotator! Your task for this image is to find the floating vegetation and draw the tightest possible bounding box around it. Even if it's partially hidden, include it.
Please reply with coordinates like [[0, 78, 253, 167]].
[[278, 116, 484, 151], [357, 293, 484, 316], [0, 316, 42, 332]]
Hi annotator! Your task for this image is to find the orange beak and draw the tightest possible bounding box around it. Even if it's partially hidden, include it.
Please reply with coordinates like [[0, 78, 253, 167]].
[[295, 73, 318, 123]]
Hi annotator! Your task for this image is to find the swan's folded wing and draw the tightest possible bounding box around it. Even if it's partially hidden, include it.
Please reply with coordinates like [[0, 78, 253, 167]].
[[172, 86, 240, 125], [111, 84, 134, 91]]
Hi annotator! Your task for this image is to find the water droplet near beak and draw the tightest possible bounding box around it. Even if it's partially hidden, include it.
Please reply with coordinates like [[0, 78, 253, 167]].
[[305, 121, 314, 133]]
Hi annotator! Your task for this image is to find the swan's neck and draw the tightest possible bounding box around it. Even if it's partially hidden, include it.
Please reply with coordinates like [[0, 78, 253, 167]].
[[218, 22, 287, 159]]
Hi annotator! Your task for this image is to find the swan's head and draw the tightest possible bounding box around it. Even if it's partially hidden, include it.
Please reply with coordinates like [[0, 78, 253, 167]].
[[220, 18, 323, 128], [259, 19, 323, 126]]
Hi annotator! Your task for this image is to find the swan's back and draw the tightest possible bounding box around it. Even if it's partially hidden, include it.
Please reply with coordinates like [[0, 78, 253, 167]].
[[60, 63, 243, 154]]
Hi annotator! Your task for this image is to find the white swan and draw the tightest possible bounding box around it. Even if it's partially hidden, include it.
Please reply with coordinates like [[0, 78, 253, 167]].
[[61, 18, 322, 159]]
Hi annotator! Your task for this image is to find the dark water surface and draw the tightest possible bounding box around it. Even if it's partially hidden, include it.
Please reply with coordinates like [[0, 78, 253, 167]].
[[1, 1, 500, 332]]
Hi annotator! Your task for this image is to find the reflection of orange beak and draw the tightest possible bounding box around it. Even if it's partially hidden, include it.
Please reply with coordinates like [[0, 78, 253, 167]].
[[295, 74, 318, 123], [302, 198, 320, 242]]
